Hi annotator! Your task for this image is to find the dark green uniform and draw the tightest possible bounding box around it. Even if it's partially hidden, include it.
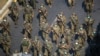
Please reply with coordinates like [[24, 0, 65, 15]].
[[21, 37, 31, 54], [2, 31, 11, 56], [10, 2, 19, 25], [32, 36, 43, 56], [24, 5, 34, 23], [38, 5, 47, 19]]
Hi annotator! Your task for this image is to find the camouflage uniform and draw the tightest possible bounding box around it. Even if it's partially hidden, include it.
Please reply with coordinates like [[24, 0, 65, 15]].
[[2, 30, 11, 56], [38, 5, 47, 19], [39, 15, 47, 30], [70, 13, 79, 33], [78, 25, 87, 45], [24, 5, 34, 23], [2, 17, 10, 35], [52, 23, 61, 45], [44, 38, 53, 56], [10, 2, 19, 25], [58, 38, 70, 56], [64, 26, 73, 46], [32, 36, 43, 56], [84, 0, 94, 14], [68, 0, 75, 7], [53, 52, 58, 56], [21, 37, 31, 54], [73, 37, 84, 56], [24, 22, 32, 38], [45, 0, 52, 8], [85, 17, 94, 39], [57, 12, 67, 35]]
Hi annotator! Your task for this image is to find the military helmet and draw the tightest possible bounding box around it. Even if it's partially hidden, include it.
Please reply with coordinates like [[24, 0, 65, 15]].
[[66, 25, 70, 29], [59, 12, 63, 16], [54, 23, 58, 27], [79, 25, 83, 30], [3, 17, 7, 22], [35, 36, 39, 41], [40, 4, 44, 8], [61, 38, 66, 43], [72, 12, 76, 15]]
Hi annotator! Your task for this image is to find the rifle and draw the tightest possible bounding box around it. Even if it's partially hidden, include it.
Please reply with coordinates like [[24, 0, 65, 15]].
[[51, 27, 60, 37], [57, 16, 66, 28]]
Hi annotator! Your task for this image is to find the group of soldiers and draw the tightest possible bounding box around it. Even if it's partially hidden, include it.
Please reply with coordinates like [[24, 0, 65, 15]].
[[0, 17, 11, 56], [0, 0, 96, 56]]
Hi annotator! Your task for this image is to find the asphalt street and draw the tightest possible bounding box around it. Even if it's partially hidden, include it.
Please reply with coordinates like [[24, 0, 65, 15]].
[[0, 0, 100, 56]]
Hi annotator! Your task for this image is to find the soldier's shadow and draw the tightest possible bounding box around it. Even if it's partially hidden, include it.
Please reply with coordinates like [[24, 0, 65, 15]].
[[44, 0, 48, 6], [0, 44, 9, 55], [94, 23, 100, 44], [0, 44, 3, 51], [65, 0, 70, 7], [85, 23, 100, 56], [82, 1, 87, 13], [67, 21, 71, 29], [21, 29, 25, 35], [8, 13, 16, 22], [37, 14, 40, 21], [20, 45, 22, 52], [38, 30, 45, 41]]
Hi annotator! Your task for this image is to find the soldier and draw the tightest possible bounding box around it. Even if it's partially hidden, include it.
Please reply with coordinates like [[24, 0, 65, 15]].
[[67, 0, 75, 8], [57, 12, 67, 35], [38, 4, 47, 19], [70, 13, 79, 33], [51, 23, 61, 45], [24, 21, 32, 38], [58, 37, 70, 56], [64, 26, 73, 45], [45, 0, 52, 8], [73, 35, 84, 56], [53, 52, 58, 56], [21, 36, 31, 54], [44, 38, 53, 56], [39, 15, 50, 40], [84, 0, 94, 15], [2, 17, 10, 35], [32, 36, 43, 56], [1, 30, 11, 56], [42, 27, 50, 40], [85, 17, 94, 40], [24, 4, 34, 23], [39, 15, 47, 30], [10, 1, 19, 25], [77, 25, 87, 45]]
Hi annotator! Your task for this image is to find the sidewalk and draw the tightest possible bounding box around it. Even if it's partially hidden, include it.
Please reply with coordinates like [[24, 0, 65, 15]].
[[0, 0, 12, 21]]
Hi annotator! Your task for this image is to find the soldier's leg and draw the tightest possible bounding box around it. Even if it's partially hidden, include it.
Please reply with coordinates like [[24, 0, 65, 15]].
[[34, 49, 37, 56], [6, 47, 10, 56], [44, 49, 48, 56]]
